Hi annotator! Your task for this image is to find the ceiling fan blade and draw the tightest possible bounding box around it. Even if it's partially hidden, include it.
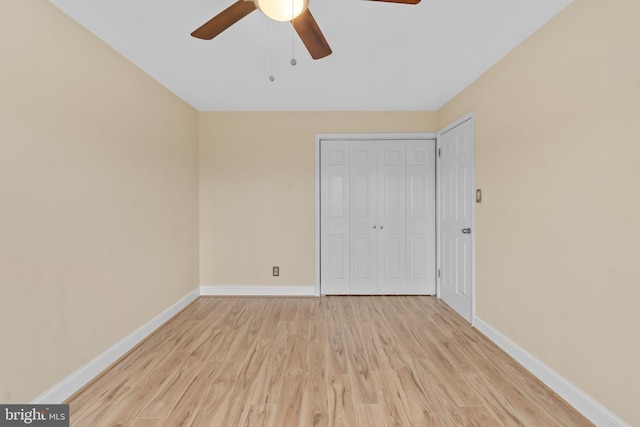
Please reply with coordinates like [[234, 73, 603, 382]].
[[292, 9, 332, 60], [366, 0, 421, 4], [191, 1, 257, 40]]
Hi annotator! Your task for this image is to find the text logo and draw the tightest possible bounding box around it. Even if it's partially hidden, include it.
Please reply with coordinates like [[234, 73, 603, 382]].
[[0, 405, 68, 426]]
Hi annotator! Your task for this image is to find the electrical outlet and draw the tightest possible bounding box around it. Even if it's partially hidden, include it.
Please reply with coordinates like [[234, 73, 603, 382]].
[[273, 266, 279, 277]]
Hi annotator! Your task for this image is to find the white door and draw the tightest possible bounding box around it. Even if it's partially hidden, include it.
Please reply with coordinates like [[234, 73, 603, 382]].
[[438, 116, 474, 322], [320, 138, 436, 295]]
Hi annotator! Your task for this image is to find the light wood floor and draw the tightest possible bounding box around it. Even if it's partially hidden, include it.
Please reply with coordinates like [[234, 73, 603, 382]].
[[67, 296, 591, 426]]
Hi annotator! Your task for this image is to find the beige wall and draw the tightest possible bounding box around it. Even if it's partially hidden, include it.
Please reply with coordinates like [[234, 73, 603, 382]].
[[0, 0, 199, 403], [199, 112, 437, 286], [439, 0, 640, 423]]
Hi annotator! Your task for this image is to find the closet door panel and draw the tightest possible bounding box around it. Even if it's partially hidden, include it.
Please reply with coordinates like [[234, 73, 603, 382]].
[[378, 141, 406, 294], [349, 141, 378, 294], [406, 140, 436, 294], [320, 141, 350, 294]]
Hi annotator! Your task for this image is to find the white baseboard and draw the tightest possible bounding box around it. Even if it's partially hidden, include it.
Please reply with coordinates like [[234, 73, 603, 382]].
[[32, 288, 200, 404], [473, 316, 629, 427], [200, 285, 316, 296]]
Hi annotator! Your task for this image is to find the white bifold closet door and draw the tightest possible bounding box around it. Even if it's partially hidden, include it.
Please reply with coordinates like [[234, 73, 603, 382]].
[[320, 139, 435, 295]]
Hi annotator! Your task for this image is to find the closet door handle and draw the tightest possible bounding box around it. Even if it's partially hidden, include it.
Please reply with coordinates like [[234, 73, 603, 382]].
[[373, 225, 377, 229], [462, 228, 471, 234], [380, 226, 384, 230]]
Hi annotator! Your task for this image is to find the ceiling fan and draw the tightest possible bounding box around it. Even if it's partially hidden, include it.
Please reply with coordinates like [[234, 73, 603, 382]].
[[191, 0, 421, 60]]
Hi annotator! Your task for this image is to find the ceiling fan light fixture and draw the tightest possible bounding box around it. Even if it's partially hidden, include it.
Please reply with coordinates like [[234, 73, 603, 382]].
[[254, 0, 308, 21]]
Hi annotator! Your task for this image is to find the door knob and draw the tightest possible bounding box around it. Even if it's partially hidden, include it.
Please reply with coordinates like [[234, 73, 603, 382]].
[[373, 225, 377, 229], [380, 226, 384, 230], [462, 228, 471, 234]]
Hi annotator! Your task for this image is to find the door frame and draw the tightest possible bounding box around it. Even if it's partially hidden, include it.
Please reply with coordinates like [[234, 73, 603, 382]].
[[315, 132, 437, 296], [436, 112, 476, 323]]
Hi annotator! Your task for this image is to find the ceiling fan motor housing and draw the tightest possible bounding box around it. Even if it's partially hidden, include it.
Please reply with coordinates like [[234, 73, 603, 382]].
[[254, 0, 309, 21]]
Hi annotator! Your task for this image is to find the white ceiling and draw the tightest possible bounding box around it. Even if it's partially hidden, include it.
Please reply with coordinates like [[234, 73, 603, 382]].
[[48, 0, 572, 112]]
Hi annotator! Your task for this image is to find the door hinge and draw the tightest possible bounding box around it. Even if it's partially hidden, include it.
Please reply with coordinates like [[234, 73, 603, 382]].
[[438, 269, 441, 278], [438, 148, 441, 157]]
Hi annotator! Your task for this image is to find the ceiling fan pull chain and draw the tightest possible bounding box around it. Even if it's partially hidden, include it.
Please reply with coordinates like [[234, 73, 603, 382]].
[[291, 24, 297, 65], [269, 20, 275, 81], [290, 0, 297, 66]]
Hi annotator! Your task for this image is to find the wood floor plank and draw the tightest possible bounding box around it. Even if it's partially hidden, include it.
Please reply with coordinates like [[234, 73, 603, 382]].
[[360, 317, 408, 372], [461, 371, 532, 426], [70, 400, 114, 426], [250, 333, 292, 405], [394, 363, 442, 426], [66, 296, 592, 427], [327, 374, 357, 427], [187, 364, 241, 427], [373, 371, 414, 427], [219, 338, 272, 425], [136, 362, 204, 419], [343, 320, 378, 404], [127, 419, 162, 427], [410, 358, 463, 427], [160, 362, 221, 427], [325, 301, 349, 375], [375, 298, 426, 361], [299, 319, 329, 427], [239, 404, 277, 427], [461, 407, 501, 426], [354, 403, 386, 427], [272, 297, 301, 322], [359, 319, 393, 372], [273, 334, 308, 427], [419, 342, 484, 408], [236, 299, 274, 350], [300, 373, 329, 427]]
